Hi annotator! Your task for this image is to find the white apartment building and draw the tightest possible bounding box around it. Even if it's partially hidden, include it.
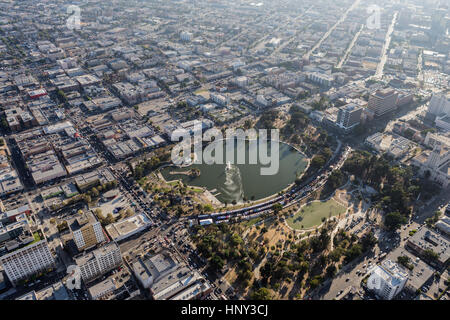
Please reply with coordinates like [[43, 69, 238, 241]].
[[235, 76, 248, 88], [180, 31, 193, 42], [0, 240, 55, 285], [210, 92, 228, 106], [256, 94, 271, 108], [428, 93, 450, 117], [308, 72, 333, 87], [75, 243, 122, 283], [367, 260, 408, 300]]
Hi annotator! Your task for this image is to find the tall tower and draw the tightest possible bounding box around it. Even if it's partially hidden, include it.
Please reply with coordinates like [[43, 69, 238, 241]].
[[368, 89, 398, 117], [428, 93, 450, 117], [427, 145, 442, 169]]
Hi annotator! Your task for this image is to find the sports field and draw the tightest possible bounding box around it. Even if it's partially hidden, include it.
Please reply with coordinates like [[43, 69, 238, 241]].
[[286, 199, 346, 230]]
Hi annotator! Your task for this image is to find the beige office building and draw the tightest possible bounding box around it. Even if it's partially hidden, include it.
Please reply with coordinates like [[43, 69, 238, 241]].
[[69, 212, 105, 251], [368, 89, 398, 117]]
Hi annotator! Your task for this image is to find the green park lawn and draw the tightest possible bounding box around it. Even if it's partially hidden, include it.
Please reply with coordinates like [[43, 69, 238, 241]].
[[286, 199, 347, 230]]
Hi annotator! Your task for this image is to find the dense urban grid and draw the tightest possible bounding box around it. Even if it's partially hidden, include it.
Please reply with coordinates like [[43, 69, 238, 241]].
[[0, 0, 449, 302]]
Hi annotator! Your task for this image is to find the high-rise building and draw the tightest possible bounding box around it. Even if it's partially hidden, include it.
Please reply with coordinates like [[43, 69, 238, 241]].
[[336, 103, 363, 131], [75, 242, 122, 283], [367, 260, 408, 300], [412, 144, 450, 188], [180, 31, 193, 42], [428, 93, 450, 117], [424, 132, 450, 149], [0, 224, 55, 286], [69, 211, 105, 251], [368, 89, 398, 117]]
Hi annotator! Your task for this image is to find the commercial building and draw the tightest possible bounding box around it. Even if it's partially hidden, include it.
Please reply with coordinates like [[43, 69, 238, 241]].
[[112, 82, 145, 105], [17, 281, 71, 300], [367, 260, 408, 300], [87, 270, 140, 300], [28, 151, 67, 184], [435, 216, 450, 236], [0, 139, 23, 196], [105, 213, 152, 242], [132, 250, 210, 300], [88, 278, 117, 300], [83, 97, 122, 113], [74, 168, 116, 191], [69, 211, 105, 251], [177, 119, 214, 136], [365, 132, 416, 159], [335, 103, 363, 132], [406, 227, 450, 270], [4, 108, 36, 131], [74, 242, 122, 283], [13, 124, 101, 184], [75, 74, 101, 88], [59, 139, 103, 175], [384, 247, 435, 293], [28, 88, 48, 99], [106, 138, 143, 160], [0, 204, 31, 225], [170, 280, 212, 300], [41, 186, 64, 200], [368, 89, 399, 117]]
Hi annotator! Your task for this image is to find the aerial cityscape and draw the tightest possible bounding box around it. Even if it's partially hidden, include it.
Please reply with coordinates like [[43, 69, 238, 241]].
[[0, 0, 449, 305]]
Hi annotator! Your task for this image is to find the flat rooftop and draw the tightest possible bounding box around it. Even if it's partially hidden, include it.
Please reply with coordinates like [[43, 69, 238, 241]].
[[407, 227, 450, 265], [105, 213, 151, 240], [386, 247, 435, 291]]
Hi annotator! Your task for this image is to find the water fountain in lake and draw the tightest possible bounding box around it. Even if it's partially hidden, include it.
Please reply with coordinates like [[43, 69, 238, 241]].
[[221, 161, 244, 203]]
